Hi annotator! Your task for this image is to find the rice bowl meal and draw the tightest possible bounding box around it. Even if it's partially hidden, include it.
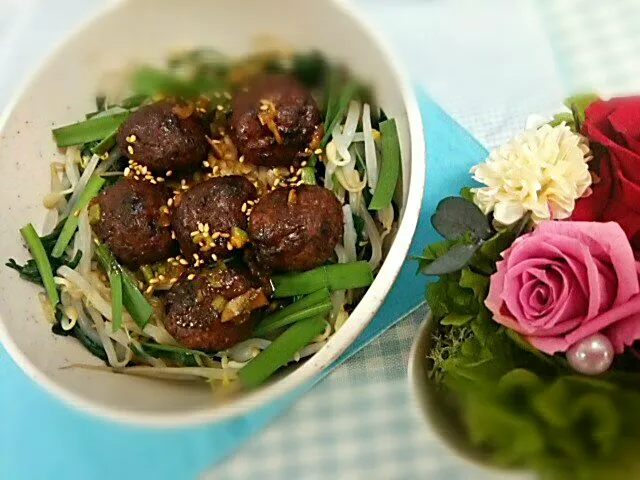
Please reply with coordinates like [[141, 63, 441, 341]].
[[6, 49, 402, 390]]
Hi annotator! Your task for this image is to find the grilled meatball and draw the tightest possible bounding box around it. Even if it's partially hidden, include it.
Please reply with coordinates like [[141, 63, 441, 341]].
[[248, 185, 343, 272], [163, 264, 268, 351], [230, 74, 322, 167], [116, 100, 209, 174], [171, 176, 258, 259], [90, 178, 175, 268]]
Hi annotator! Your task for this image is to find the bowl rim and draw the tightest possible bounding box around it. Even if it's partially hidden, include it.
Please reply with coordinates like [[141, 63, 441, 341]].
[[0, 0, 426, 427]]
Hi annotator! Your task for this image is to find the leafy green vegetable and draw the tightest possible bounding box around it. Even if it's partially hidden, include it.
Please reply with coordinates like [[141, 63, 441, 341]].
[[369, 119, 401, 210], [292, 51, 328, 87], [52, 176, 105, 258], [272, 261, 373, 297], [52, 321, 109, 363], [254, 288, 331, 336], [52, 111, 129, 147], [239, 316, 326, 388], [94, 242, 152, 329], [18, 224, 60, 307]]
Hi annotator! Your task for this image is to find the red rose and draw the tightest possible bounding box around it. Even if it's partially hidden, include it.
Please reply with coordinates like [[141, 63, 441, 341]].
[[572, 97, 640, 250]]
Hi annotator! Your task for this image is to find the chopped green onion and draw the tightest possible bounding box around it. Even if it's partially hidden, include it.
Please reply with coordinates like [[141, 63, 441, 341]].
[[20, 224, 59, 307], [91, 128, 118, 155], [95, 243, 152, 329], [52, 112, 129, 147], [131, 66, 223, 98], [369, 118, 400, 210], [300, 166, 316, 185], [51, 176, 105, 258], [272, 261, 373, 298], [254, 288, 331, 336], [321, 81, 358, 148], [109, 270, 123, 332], [238, 316, 326, 388]]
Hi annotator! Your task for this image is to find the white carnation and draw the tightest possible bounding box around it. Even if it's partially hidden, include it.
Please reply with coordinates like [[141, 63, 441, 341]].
[[470, 123, 592, 225]]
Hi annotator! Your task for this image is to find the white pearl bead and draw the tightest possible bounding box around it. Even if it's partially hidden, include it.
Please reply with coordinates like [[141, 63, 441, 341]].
[[567, 333, 614, 376]]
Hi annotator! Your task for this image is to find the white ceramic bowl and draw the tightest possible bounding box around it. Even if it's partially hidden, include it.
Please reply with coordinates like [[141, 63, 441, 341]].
[[0, 0, 425, 426]]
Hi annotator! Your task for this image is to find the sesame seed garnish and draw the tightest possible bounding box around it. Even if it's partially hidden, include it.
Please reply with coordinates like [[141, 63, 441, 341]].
[[212, 231, 221, 240], [138, 281, 145, 289], [239, 155, 245, 163], [273, 178, 281, 187], [223, 92, 231, 99], [211, 254, 218, 261], [259, 104, 268, 111], [241, 203, 247, 213], [171, 231, 176, 239], [158, 275, 165, 281], [203, 160, 210, 168], [145, 286, 154, 294], [227, 242, 233, 251], [193, 253, 200, 260], [150, 179, 157, 185], [170, 277, 178, 284], [149, 278, 159, 285], [156, 177, 165, 183], [166, 170, 173, 177], [301, 161, 308, 167], [134, 175, 140, 180], [187, 273, 196, 281], [214, 92, 221, 98], [290, 176, 299, 183], [216, 105, 224, 111], [127, 145, 134, 155], [167, 198, 173, 207], [314, 148, 322, 154], [190, 230, 198, 237], [179, 258, 189, 265], [124, 167, 131, 176]]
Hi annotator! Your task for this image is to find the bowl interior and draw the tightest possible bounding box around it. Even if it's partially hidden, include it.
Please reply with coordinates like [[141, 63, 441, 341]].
[[0, 0, 421, 425]]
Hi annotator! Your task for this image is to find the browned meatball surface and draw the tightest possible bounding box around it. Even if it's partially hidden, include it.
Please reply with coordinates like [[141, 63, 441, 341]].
[[163, 265, 268, 351], [248, 185, 343, 272], [91, 178, 175, 268], [171, 176, 258, 259], [116, 100, 209, 174], [230, 74, 322, 167]]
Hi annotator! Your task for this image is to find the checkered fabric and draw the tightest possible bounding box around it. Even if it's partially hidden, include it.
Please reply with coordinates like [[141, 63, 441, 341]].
[[210, 0, 640, 478]]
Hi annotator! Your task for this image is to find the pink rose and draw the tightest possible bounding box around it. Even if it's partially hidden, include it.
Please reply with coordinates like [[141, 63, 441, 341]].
[[485, 221, 640, 354]]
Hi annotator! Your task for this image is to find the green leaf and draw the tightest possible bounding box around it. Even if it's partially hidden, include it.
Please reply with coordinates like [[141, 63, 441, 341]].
[[420, 243, 480, 275], [497, 369, 544, 403], [441, 313, 475, 326], [549, 111, 575, 129], [571, 393, 620, 456], [564, 93, 599, 132], [459, 268, 489, 299], [431, 196, 492, 241], [459, 186, 475, 203], [531, 378, 572, 428], [426, 279, 450, 318]]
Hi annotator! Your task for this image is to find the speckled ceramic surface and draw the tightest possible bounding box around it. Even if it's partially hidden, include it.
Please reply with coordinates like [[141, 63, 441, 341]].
[[0, 0, 425, 426]]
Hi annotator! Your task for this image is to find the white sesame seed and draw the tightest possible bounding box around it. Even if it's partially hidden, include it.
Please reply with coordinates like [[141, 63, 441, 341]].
[[241, 203, 247, 213], [124, 167, 131, 176], [227, 242, 233, 251], [314, 148, 322, 154], [166, 170, 173, 177], [179, 258, 189, 265], [203, 160, 210, 168], [239, 155, 245, 163], [127, 145, 134, 155], [167, 198, 173, 207], [149, 278, 159, 284], [187, 273, 195, 281]]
